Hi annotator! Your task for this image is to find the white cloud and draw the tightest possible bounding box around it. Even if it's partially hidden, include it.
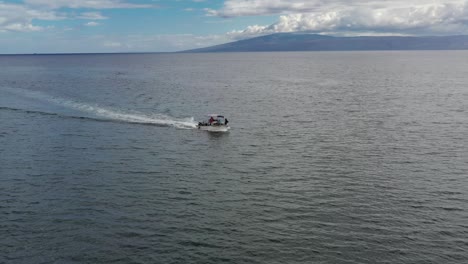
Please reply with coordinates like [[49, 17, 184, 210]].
[[227, 25, 269, 39], [2, 23, 43, 32], [210, 0, 467, 17], [207, 0, 324, 17], [103, 41, 123, 47], [100, 34, 228, 51], [0, 2, 63, 32], [24, 0, 153, 9], [221, 1, 468, 38], [77, 12, 108, 20], [0, 1, 149, 33], [85, 22, 100, 27]]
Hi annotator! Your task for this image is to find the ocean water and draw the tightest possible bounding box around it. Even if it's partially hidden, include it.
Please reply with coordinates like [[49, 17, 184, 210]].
[[1, 51, 467, 264]]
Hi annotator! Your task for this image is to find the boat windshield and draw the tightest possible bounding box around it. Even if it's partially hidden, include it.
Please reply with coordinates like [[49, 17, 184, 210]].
[[207, 115, 226, 125]]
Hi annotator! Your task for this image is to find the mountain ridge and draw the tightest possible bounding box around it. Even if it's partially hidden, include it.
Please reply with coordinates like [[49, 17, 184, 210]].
[[182, 33, 468, 52]]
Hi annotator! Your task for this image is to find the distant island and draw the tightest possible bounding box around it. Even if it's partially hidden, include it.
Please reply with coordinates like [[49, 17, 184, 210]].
[[183, 33, 468, 52]]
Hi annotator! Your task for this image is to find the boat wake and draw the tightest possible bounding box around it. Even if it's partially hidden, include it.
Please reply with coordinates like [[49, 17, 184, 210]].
[[0, 87, 197, 129]]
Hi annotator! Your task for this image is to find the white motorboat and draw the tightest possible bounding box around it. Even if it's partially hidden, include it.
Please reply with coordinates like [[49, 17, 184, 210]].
[[197, 114, 230, 132]]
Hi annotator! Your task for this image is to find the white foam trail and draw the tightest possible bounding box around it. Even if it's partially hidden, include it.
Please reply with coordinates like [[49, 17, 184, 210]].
[[58, 100, 197, 129], [1, 87, 197, 129]]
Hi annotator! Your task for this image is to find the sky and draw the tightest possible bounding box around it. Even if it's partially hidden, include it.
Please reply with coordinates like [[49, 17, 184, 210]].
[[1, 0, 468, 53]]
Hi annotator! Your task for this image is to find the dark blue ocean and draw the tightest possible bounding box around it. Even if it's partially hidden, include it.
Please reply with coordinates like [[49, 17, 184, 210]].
[[1, 52, 467, 263]]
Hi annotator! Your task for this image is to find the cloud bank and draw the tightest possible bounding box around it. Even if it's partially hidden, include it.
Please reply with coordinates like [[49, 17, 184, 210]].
[[213, 0, 468, 39], [0, 0, 151, 32]]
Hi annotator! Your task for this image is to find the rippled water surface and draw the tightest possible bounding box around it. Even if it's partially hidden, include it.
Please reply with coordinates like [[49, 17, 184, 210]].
[[1, 52, 468, 263]]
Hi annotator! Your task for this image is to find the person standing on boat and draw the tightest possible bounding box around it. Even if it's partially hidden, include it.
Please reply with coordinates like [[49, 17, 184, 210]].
[[225, 118, 229, 126], [209, 116, 215, 125]]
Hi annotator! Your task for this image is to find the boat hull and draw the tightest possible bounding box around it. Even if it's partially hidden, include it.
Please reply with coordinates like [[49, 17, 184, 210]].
[[197, 125, 230, 132]]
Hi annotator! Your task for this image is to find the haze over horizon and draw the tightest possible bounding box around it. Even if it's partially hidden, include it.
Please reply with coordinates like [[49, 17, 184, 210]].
[[1, 0, 468, 54]]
